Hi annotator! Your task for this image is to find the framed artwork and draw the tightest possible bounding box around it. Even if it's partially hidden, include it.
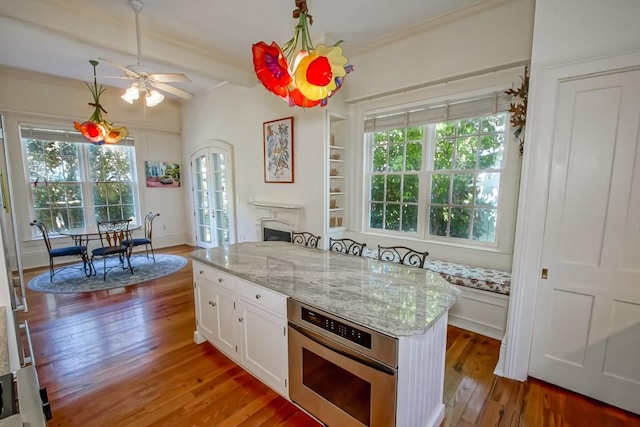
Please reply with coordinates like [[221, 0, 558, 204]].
[[263, 116, 294, 183], [145, 161, 181, 187]]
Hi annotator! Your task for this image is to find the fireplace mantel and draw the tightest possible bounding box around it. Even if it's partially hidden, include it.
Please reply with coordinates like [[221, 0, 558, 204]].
[[250, 200, 304, 210], [251, 199, 304, 231]]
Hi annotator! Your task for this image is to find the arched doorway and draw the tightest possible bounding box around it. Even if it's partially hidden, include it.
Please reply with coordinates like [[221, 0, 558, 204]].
[[191, 142, 236, 248]]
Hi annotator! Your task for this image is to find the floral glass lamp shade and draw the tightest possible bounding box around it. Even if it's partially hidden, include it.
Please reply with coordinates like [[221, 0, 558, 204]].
[[74, 60, 129, 145], [252, 0, 353, 108]]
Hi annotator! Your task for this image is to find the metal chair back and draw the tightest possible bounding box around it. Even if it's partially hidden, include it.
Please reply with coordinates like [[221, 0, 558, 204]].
[[329, 238, 366, 256], [291, 231, 321, 248], [377, 245, 429, 268]]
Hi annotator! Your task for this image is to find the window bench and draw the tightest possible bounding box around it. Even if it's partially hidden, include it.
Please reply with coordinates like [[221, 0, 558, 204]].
[[363, 249, 510, 340]]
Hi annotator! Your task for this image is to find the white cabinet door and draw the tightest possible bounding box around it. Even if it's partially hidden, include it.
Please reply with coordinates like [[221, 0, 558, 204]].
[[195, 279, 217, 343], [529, 69, 640, 414], [214, 284, 238, 358], [195, 278, 238, 359], [239, 299, 288, 397]]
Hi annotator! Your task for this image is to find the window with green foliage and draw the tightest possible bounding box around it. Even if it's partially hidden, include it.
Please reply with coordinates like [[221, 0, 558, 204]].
[[366, 112, 507, 245], [21, 126, 139, 235]]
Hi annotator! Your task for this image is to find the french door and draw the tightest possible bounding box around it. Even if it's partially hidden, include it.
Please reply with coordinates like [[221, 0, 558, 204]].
[[191, 144, 235, 248]]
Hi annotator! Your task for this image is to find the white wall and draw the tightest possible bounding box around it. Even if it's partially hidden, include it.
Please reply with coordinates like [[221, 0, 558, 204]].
[[181, 84, 328, 244], [505, 0, 640, 380], [0, 67, 189, 269], [345, 0, 535, 102]]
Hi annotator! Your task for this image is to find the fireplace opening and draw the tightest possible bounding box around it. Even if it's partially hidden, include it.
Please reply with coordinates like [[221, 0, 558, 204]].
[[263, 227, 291, 242]]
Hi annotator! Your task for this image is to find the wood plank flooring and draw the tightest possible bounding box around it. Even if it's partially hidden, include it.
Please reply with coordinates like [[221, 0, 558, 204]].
[[19, 245, 640, 426]]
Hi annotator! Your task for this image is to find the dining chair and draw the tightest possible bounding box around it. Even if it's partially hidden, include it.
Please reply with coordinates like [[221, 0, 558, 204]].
[[329, 238, 366, 256], [91, 219, 134, 280], [377, 245, 429, 268], [30, 219, 89, 282], [123, 212, 160, 262], [291, 231, 321, 248]]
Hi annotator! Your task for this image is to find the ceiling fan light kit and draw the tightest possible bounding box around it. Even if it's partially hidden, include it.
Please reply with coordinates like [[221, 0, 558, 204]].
[[100, 0, 193, 107]]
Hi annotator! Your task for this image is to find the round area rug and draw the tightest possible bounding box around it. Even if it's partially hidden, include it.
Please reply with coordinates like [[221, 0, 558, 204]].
[[28, 254, 188, 293]]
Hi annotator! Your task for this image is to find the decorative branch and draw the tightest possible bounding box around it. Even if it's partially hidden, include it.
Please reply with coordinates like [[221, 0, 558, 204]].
[[505, 66, 529, 156]]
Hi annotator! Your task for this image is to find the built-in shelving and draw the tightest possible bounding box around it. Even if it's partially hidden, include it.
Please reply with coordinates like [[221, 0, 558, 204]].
[[327, 112, 348, 234]]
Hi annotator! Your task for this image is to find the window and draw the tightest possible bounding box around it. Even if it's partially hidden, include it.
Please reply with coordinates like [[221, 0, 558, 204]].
[[365, 93, 512, 246], [21, 125, 139, 235]]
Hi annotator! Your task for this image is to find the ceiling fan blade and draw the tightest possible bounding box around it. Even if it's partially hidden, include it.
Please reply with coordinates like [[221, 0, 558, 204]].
[[97, 57, 139, 78], [150, 73, 191, 83], [152, 82, 194, 100]]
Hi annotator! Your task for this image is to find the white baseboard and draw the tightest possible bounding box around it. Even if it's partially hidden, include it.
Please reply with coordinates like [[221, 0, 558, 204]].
[[493, 336, 509, 377]]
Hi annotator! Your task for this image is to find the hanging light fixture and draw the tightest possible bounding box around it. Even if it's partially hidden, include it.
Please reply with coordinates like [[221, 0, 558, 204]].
[[74, 60, 129, 145], [251, 0, 353, 108], [121, 80, 165, 107]]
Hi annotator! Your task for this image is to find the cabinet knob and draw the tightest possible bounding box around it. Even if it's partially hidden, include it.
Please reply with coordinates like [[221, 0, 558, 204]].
[[208, 300, 216, 307], [218, 277, 224, 283], [238, 318, 244, 323], [255, 294, 261, 300], [199, 270, 204, 275]]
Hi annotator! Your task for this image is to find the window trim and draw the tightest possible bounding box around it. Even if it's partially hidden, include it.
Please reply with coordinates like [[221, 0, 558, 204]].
[[20, 124, 140, 237], [351, 69, 525, 261], [364, 114, 508, 248]]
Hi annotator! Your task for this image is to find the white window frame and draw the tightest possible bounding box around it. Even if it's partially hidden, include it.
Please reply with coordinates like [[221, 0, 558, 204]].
[[364, 112, 508, 247], [20, 124, 140, 237], [358, 84, 522, 255]]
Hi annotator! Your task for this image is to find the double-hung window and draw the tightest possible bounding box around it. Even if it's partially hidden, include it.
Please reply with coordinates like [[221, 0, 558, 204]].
[[364, 93, 514, 246], [21, 125, 139, 235]]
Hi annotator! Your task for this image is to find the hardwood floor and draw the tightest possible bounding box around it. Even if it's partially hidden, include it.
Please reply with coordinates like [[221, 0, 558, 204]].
[[19, 245, 640, 426]]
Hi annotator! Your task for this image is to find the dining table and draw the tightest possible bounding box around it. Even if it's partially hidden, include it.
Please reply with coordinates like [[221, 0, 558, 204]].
[[59, 224, 142, 277]]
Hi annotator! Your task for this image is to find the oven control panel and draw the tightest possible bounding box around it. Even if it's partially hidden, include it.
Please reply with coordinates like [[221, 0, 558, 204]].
[[301, 307, 372, 349]]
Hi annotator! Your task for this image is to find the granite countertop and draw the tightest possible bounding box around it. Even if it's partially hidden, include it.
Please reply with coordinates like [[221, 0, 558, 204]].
[[190, 242, 461, 338]]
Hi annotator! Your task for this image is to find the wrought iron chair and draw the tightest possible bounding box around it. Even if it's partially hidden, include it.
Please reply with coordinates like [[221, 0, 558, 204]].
[[91, 219, 134, 280], [30, 219, 89, 282], [377, 245, 429, 268], [291, 231, 321, 248], [329, 238, 366, 256], [123, 212, 160, 262]]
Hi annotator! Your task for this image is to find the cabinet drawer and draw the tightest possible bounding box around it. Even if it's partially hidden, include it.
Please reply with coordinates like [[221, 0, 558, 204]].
[[194, 262, 236, 292], [238, 279, 286, 317]]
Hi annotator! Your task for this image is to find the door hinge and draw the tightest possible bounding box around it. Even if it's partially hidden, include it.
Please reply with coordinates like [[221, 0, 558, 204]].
[[196, 319, 199, 326], [194, 281, 197, 288], [233, 301, 236, 309], [285, 379, 287, 388], [541, 268, 548, 280], [283, 326, 286, 336], [235, 345, 238, 353]]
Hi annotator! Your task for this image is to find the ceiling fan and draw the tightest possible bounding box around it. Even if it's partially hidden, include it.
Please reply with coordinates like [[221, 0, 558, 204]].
[[99, 0, 194, 106]]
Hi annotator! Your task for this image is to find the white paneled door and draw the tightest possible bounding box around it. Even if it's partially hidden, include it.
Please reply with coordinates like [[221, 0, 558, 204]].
[[529, 69, 640, 414], [191, 145, 235, 248]]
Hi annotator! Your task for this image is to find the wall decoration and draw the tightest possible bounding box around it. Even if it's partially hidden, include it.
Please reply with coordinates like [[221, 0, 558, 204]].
[[505, 65, 529, 156], [145, 161, 181, 187], [263, 117, 294, 183]]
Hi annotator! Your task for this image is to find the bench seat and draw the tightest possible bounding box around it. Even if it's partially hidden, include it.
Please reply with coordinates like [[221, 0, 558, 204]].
[[363, 248, 510, 339]]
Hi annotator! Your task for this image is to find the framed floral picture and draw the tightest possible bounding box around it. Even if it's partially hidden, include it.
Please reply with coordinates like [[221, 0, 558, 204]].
[[263, 117, 294, 183]]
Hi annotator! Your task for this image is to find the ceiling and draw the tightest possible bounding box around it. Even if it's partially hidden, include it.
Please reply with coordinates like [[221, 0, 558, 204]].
[[0, 0, 489, 100]]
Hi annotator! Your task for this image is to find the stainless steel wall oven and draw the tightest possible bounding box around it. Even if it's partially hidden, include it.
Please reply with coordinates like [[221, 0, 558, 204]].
[[287, 299, 398, 427]]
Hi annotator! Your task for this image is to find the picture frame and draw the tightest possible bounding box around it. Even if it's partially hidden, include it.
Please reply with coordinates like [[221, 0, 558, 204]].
[[145, 161, 181, 187], [263, 116, 294, 183]]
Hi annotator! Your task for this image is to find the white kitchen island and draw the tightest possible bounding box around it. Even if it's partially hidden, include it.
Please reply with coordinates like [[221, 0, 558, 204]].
[[191, 242, 460, 427]]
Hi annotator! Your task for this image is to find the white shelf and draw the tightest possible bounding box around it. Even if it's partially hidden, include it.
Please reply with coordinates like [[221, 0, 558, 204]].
[[329, 175, 344, 179], [329, 208, 345, 212], [330, 159, 344, 163], [329, 145, 345, 150], [329, 192, 344, 195]]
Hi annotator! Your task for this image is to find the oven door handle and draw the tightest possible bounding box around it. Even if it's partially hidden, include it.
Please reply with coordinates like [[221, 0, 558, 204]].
[[288, 322, 396, 376]]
